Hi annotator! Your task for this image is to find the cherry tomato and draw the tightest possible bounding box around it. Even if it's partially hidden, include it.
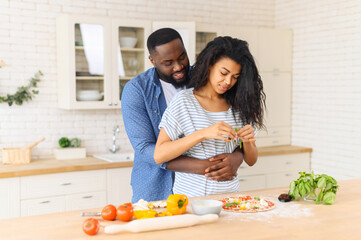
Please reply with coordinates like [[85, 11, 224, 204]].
[[101, 204, 117, 221], [82, 218, 100, 236], [117, 203, 134, 222]]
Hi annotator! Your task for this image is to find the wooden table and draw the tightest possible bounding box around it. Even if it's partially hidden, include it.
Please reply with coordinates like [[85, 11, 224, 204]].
[[1, 178, 360, 240]]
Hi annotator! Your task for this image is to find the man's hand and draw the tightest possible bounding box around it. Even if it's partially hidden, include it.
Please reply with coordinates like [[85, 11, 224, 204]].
[[204, 151, 243, 181]]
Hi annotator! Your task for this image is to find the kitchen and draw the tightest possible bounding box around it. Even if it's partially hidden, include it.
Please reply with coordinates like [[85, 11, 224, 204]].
[[1, 0, 361, 239]]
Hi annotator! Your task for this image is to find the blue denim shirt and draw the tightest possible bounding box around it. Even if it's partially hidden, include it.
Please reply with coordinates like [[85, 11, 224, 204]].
[[121, 68, 174, 203]]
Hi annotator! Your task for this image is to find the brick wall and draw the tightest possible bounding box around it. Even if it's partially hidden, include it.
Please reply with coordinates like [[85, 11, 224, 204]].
[[0, 0, 274, 160], [275, 0, 361, 180]]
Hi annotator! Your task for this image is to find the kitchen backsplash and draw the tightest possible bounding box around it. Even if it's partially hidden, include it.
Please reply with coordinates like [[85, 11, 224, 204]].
[[0, 0, 274, 160]]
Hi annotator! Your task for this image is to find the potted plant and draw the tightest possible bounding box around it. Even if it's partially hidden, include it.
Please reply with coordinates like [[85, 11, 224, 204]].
[[288, 171, 339, 205], [53, 137, 86, 160]]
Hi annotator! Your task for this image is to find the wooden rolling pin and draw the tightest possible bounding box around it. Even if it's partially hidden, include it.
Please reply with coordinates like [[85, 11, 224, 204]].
[[104, 214, 218, 234]]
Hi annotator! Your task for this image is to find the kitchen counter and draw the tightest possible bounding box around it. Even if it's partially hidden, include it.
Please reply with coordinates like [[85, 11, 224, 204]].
[[0, 178, 359, 240], [0, 145, 312, 178], [0, 156, 133, 178]]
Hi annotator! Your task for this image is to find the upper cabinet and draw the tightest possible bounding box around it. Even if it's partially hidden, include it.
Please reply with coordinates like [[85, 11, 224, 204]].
[[223, 26, 259, 66], [152, 21, 196, 65], [56, 15, 150, 109], [195, 23, 222, 59], [257, 28, 293, 72]]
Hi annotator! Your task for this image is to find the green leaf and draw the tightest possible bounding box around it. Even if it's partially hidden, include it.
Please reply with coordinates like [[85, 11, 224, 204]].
[[225, 202, 240, 208], [316, 190, 323, 204], [0, 70, 42, 106], [289, 181, 296, 196], [317, 177, 327, 189], [299, 182, 306, 196], [323, 192, 336, 205]]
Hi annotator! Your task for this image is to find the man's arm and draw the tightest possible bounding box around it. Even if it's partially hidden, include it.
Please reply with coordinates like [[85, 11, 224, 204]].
[[121, 81, 160, 165], [167, 147, 244, 181]]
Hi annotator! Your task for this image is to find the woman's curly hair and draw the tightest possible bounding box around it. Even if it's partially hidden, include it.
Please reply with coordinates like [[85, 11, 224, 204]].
[[189, 36, 266, 130]]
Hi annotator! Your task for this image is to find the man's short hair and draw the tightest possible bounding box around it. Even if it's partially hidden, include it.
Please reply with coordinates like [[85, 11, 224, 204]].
[[147, 28, 183, 55]]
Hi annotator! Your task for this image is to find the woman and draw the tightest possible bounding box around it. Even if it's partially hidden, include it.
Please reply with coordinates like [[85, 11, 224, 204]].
[[154, 36, 266, 197]]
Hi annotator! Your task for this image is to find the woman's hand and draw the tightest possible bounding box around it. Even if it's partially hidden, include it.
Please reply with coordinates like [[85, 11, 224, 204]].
[[202, 121, 236, 142], [236, 124, 256, 142]]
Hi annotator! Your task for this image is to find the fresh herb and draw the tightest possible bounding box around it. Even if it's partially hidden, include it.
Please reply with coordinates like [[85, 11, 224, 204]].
[[0, 71, 42, 106], [58, 137, 70, 148], [225, 202, 240, 208], [254, 197, 260, 201], [70, 138, 81, 147], [59, 137, 82, 148], [288, 171, 338, 205]]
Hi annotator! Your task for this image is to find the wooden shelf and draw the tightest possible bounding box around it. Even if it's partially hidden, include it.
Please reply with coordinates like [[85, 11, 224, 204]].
[[75, 46, 144, 52], [119, 76, 133, 80], [120, 47, 144, 52], [76, 76, 104, 80]]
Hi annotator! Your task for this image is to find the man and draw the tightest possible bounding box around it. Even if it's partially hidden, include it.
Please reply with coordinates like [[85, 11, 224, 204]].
[[121, 28, 244, 203]]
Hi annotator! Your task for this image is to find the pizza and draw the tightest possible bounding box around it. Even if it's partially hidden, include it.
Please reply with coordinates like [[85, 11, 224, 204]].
[[219, 195, 276, 213]]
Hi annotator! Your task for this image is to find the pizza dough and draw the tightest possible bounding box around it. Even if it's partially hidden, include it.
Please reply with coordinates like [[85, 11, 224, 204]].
[[219, 196, 275, 213]]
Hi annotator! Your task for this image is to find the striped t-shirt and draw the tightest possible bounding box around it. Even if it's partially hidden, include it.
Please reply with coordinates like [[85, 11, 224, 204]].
[[159, 88, 243, 197]]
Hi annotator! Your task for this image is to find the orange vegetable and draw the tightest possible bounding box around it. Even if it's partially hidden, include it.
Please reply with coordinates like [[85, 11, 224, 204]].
[[166, 194, 188, 215]]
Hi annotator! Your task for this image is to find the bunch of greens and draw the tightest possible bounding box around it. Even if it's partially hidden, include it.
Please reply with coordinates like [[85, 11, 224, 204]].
[[289, 171, 339, 205], [0, 71, 42, 106], [58, 137, 81, 148]]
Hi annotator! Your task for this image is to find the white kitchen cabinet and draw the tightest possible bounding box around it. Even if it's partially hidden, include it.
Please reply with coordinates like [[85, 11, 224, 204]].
[[20, 170, 107, 217], [0, 177, 20, 219], [257, 28, 293, 72], [56, 15, 151, 109], [152, 21, 196, 65], [237, 153, 310, 191], [223, 26, 259, 66], [65, 191, 107, 211], [107, 167, 132, 204], [21, 196, 65, 217], [257, 72, 292, 147], [254, 28, 292, 147], [195, 23, 222, 59]]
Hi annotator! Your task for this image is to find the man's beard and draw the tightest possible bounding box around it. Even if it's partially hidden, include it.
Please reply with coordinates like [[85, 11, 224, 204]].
[[156, 66, 190, 89]]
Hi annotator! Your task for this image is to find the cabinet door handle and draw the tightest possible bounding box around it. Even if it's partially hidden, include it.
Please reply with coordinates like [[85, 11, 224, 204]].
[[239, 179, 246, 182], [82, 195, 93, 199], [285, 174, 292, 177], [114, 102, 118, 106], [61, 182, 72, 186], [271, 130, 279, 134], [39, 200, 50, 204], [285, 161, 292, 165], [108, 102, 112, 106], [272, 140, 279, 144]]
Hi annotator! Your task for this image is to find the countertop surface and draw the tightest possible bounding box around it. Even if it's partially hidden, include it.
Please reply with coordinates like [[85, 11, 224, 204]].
[[0, 178, 359, 240], [0, 145, 312, 178]]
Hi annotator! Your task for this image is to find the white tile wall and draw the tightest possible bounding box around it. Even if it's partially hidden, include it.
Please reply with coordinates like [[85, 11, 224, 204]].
[[275, 0, 361, 180], [0, 0, 274, 160]]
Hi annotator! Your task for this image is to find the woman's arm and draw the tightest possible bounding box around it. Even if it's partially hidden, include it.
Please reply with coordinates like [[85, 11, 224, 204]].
[[242, 141, 258, 166], [154, 121, 237, 164], [237, 125, 258, 166]]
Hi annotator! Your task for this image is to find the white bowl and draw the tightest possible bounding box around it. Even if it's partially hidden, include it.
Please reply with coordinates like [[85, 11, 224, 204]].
[[119, 37, 138, 48], [191, 200, 223, 215], [77, 91, 103, 101]]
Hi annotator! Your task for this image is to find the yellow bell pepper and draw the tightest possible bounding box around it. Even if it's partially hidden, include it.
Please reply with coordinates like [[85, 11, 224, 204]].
[[157, 211, 173, 217], [166, 194, 188, 215], [133, 209, 157, 219]]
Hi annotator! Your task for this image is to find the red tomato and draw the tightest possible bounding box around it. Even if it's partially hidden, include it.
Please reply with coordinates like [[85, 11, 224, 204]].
[[101, 204, 117, 221], [82, 218, 100, 236], [117, 203, 134, 222]]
